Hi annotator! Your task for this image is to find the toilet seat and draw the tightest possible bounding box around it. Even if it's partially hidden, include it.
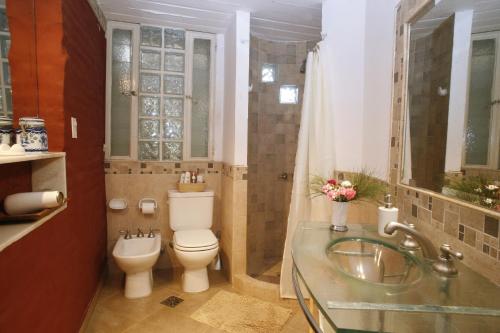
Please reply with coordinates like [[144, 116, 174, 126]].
[[174, 229, 218, 252]]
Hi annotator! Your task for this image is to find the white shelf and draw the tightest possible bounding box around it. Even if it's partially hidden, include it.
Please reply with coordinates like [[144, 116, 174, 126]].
[[0, 204, 67, 252], [0, 152, 67, 252], [0, 152, 66, 164]]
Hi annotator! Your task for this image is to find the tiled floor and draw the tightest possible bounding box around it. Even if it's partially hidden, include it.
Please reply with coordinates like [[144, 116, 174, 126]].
[[84, 269, 309, 333]]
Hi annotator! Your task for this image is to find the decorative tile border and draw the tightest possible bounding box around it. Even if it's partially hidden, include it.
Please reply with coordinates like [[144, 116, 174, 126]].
[[390, 0, 500, 282], [104, 160, 222, 175], [222, 163, 248, 181]]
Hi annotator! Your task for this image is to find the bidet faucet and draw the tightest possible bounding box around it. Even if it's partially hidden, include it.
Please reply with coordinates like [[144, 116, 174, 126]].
[[137, 228, 144, 238], [384, 222, 438, 261], [119, 229, 132, 239]]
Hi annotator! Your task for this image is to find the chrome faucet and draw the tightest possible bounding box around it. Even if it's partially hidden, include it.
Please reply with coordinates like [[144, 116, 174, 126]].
[[384, 222, 438, 261], [432, 244, 463, 276], [136, 228, 144, 238], [119, 229, 132, 239]]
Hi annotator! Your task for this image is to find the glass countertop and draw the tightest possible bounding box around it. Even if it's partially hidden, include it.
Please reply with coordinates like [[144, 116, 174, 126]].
[[292, 222, 500, 332]]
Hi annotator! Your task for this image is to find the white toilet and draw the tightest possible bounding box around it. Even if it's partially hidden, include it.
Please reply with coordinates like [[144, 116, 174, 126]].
[[168, 190, 219, 293], [112, 234, 161, 299]]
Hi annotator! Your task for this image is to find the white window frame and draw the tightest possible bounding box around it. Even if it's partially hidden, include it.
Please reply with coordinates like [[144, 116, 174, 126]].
[[462, 31, 500, 170], [105, 21, 215, 161], [105, 21, 139, 160], [0, 4, 10, 117], [184, 31, 216, 161]]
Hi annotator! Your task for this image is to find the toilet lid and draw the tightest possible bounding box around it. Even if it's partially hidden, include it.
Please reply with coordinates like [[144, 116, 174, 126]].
[[174, 229, 218, 248]]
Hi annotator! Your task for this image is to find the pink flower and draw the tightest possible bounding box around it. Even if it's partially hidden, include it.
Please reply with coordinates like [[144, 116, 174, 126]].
[[344, 188, 357, 200]]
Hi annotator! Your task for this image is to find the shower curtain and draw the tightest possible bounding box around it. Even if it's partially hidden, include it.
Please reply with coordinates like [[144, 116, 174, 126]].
[[280, 42, 336, 298]]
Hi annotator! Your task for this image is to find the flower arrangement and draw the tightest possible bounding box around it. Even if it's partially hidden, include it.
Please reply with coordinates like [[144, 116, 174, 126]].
[[320, 179, 357, 202], [310, 171, 386, 203], [447, 176, 499, 211]]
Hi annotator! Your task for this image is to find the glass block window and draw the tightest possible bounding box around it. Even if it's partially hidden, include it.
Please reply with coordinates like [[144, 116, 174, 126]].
[[0, 5, 10, 117], [140, 49, 161, 70], [279, 85, 299, 104], [138, 25, 186, 161], [261, 63, 277, 83], [165, 28, 185, 49]]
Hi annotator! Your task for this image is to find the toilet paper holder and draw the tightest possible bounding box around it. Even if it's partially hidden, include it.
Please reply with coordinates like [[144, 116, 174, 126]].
[[138, 198, 157, 211]]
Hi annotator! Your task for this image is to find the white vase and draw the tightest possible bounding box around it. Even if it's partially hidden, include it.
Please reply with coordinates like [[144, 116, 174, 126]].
[[331, 201, 349, 232]]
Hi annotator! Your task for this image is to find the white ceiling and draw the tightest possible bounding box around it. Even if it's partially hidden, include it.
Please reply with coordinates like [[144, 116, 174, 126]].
[[96, 0, 322, 41], [412, 0, 500, 38]]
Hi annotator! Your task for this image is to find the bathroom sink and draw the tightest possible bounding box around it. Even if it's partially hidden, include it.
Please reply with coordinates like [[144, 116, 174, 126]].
[[326, 237, 423, 287]]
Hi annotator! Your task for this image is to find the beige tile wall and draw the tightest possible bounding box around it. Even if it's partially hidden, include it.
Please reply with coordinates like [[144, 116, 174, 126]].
[[247, 36, 311, 277], [390, 0, 500, 284], [220, 164, 248, 282], [104, 161, 222, 273]]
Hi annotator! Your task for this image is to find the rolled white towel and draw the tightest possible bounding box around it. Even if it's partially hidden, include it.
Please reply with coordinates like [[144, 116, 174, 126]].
[[4, 191, 64, 215]]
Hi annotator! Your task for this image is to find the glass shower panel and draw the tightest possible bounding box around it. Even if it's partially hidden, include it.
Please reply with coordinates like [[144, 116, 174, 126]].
[[110, 28, 133, 156], [465, 39, 496, 165], [190, 38, 211, 158]]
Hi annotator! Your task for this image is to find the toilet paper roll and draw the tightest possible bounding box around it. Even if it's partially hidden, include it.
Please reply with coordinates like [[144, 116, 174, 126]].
[[140, 202, 155, 214], [4, 191, 64, 216]]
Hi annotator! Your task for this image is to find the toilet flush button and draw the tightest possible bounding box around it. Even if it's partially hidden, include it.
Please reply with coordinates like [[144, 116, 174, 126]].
[[71, 117, 78, 138]]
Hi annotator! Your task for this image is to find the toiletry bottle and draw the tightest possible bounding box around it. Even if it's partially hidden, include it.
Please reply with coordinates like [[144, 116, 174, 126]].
[[191, 171, 197, 183], [197, 173, 203, 183], [180, 173, 185, 184], [185, 171, 191, 184], [378, 194, 398, 237]]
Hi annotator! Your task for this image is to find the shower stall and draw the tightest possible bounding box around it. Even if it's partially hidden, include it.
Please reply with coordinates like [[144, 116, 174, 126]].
[[246, 36, 314, 284]]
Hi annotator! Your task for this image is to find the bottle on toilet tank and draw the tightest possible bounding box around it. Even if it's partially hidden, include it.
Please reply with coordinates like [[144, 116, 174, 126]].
[[378, 194, 398, 237]]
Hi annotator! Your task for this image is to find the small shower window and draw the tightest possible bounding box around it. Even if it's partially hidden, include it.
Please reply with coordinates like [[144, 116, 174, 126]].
[[279, 85, 299, 104], [261, 63, 277, 83]]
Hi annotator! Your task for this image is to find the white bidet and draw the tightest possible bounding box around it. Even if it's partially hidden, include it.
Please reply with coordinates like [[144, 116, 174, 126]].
[[112, 235, 161, 298]]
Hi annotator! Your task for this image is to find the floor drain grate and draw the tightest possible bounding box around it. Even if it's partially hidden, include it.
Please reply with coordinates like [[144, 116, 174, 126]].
[[161, 295, 184, 308]]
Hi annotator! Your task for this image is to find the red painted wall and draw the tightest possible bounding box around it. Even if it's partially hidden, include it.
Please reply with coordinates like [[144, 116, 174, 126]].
[[0, 1, 107, 332]]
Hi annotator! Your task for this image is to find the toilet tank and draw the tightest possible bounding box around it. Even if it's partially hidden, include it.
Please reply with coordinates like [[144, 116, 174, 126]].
[[168, 190, 214, 231]]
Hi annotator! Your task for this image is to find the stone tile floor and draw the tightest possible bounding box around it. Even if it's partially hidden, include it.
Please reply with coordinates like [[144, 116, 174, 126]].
[[84, 269, 309, 333]]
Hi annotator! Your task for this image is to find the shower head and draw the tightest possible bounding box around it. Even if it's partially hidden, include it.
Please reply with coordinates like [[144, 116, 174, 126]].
[[300, 58, 306, 73]]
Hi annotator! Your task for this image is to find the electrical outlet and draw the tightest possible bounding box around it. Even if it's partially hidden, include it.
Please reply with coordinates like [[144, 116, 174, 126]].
[[71, 117, 77, 138]]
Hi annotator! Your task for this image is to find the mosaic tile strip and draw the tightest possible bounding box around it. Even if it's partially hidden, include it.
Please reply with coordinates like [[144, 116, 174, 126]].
[[222, 163, 248, 180], [104, 160, 222, 175]]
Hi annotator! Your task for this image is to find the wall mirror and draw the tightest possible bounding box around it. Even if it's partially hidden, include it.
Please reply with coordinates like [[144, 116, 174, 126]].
[[402, 0, 500, 212], [0, 0, 38, 119]]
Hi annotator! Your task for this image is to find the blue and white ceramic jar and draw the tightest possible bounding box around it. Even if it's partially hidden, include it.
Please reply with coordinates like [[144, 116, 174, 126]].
[[0, 116, 13, 145], [18, 117, 48, 152]]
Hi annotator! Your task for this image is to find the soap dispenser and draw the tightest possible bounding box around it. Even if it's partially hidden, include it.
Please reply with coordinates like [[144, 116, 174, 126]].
[[378, 194, 398, 237]]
